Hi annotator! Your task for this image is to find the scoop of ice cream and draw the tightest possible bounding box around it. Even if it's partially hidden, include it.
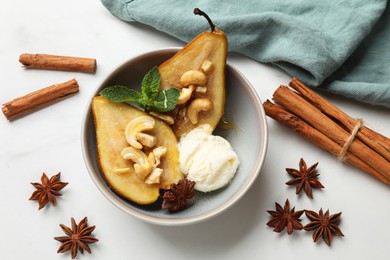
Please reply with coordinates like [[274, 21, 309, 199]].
[[178, 124, 240, 192]]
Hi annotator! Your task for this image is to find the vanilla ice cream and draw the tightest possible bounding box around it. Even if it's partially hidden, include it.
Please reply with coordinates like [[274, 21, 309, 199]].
[[178, 124, 240, 192]]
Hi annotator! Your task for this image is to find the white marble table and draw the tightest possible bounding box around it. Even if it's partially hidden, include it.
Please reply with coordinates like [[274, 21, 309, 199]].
[[1, 1, 389, 259]]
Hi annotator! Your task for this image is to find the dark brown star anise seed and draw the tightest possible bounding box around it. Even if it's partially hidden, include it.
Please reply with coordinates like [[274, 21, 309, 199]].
[[285, 158, 324, 198], [266, 199, 304, 235], [29, 172, 68, 210], [304, 208, 344, 246], [54, 217, 99, 259], [162, 179, 195, 212]]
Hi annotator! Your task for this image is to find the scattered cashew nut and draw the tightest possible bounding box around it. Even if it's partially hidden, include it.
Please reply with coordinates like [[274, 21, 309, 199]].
[[180, 70, 207, 87], [136, 133, 156, 148], [121, 146, 153, 180], [195, 86, 207, 94], [125, 116, 155, 149], [201, 60, 213, 73], [177, 85, 195, 105], [152, 146, 167, 167], [112, 168, 130, 174], [144, 146, 167, 184], [145, 168, 163, 184], [149, 111, 174, 125], [187, 98, 213, 124]]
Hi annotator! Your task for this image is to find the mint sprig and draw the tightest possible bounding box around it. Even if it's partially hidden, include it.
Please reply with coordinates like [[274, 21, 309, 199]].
[[99, 66, 180, 112]]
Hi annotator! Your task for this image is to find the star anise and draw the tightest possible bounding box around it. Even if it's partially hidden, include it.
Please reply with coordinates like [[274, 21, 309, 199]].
[[162, 179, 195, 212], [266, 199, 304, 235], [285, 158, 324, 198], [29, 172, 68, 210], [54, 217, 99, 259], [304, 208, 344, 246]]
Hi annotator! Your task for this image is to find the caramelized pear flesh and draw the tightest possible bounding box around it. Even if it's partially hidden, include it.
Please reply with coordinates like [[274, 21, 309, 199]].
[[92, 96, 183, 205], [158, 28, 227, 137]]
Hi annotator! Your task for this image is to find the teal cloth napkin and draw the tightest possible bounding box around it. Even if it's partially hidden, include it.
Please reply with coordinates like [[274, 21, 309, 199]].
[[100, 0, 390, 108]]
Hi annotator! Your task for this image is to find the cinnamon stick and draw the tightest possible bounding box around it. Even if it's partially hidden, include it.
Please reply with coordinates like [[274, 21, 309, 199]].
[[19, 53, 96, 73], [272, 85, 390, 182], [289, 78, 390, 162], [2, 78, 79, 120], [263, 100, 390, 185]]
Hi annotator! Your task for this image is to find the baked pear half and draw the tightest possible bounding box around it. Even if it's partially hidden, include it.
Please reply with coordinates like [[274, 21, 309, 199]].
[[158, 9, 228, 137], [92, 96, 183, 205]]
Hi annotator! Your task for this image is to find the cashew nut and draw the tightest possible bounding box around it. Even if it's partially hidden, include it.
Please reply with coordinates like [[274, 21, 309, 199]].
[[112, 168, 130, 174], [178, 107, 189, 123], [179, 107, 187, 117], [195, 86, 207, 94], [177, 85, 195, 105], [136, 133, 156, 148], [144, 146, 167, 184], [152, 146, 167, 167], [149, 111, 174, 125], [201, 60, 213, 73], [125, 116, 155, 149], [180, 70, 207, 87], [121, 146, 153, 180], [145, 168, 163, 184], [187, 98, 213, 124]]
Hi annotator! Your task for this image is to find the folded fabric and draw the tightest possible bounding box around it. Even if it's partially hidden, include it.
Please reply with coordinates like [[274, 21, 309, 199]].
[[322, 4, 390, 108], [100, 0, 389, 108]]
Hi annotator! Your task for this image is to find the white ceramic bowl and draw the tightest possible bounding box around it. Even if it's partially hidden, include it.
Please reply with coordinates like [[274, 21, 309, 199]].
[[81, 48, 268, 225]]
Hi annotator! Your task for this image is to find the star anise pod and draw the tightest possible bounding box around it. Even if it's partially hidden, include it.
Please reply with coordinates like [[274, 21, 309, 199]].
[[304, 208, 344, 246], [29, 172, 68, 210], [54, 217, 99, 259], [162, 179, 195, 212], [285, 158, 324, 198], [266, 199, 304, 235]]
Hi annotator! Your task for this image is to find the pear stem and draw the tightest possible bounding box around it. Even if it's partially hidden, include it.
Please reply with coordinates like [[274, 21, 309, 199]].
[[194, 8, 216, 32]]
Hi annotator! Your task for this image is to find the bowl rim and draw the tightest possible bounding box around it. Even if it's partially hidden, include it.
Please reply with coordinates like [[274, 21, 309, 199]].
[[81, 47, 268, 226]]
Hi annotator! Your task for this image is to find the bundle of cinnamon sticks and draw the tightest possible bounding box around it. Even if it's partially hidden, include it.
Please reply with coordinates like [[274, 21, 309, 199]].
[[264, 78, 390, 186]]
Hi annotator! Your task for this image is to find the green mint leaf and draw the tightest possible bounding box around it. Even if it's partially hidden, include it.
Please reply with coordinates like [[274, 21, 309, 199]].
[[148, 87, 180, 112], [99, 86, 142, 102], [99, 68, 179, 113], [141, 66, 160, 99]]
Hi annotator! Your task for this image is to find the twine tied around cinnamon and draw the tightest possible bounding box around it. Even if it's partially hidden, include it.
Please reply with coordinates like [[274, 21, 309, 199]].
[[338, 118, 364, 161], [265, 78, 390, 186]]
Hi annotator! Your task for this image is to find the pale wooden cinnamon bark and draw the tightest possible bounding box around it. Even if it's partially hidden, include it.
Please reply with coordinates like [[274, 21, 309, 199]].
[[263, 100, 390, 185], [289, 78, 390, 162], [272, 86, 390, 182], [2, 79, 79, 120], [19, 53, 96, 73]]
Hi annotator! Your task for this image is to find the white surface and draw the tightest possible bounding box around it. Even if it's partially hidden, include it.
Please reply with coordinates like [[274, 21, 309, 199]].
[[1, 1, 389, 259]]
